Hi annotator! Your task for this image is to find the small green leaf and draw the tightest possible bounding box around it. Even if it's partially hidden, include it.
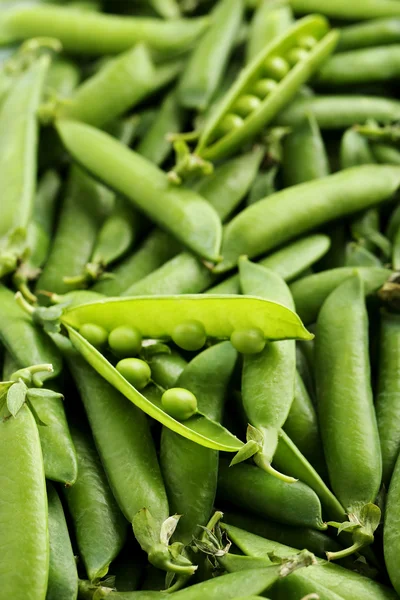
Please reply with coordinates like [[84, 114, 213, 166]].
[[160, 515, 180, 546], [230, 439, 260, 466], [26, 388, 63, 401], [7, 381, 27, 417]]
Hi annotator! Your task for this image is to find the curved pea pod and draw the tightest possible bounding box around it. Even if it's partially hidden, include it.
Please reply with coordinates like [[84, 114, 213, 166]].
[[345, 243, 382, 268], [282, 113, 329, 187], [238, 257, 296, 482], [275, 95, 400, 129], [315, 276, 382, 559], [56, 120, 222, 263], [0, 53, 50, 279], [215, 165, 400, 273], [218, 459, 327, 530], [290, 266, 392, 324], [161, 342, 237, 544], [376, 311, 400, 486], [373, 142, 400, 165], [289, 0, 400, 20], [194, 15, 338, 161], [223, 511, 342, 558], [246, 0, 294, 64], [63, 423, 128, 581], [339, 18, 400, 52], [208, 234, 331, 294], [47, 482, 78, 600], [178, 0, 243, 111], [340, 128, 375, 169], [0, 405, 48, 600], [222, 524, 397, 600], [93, 229, 180, 297], [0, 4, 209, 56]]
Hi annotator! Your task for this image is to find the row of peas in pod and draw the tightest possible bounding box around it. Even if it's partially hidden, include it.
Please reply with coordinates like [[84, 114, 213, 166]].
[[4, 0, 400, 599]]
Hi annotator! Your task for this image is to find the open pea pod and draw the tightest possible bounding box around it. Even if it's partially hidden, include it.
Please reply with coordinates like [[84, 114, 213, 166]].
[[195, 15, 339, 161], [61, 295, 313, 342], [65, 325, 243, 452]]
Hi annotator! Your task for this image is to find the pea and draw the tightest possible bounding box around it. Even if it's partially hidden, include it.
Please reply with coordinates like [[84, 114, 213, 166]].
[[298, 35, 318, 50], [80, 323, 108, 349], [216, 113, 244, 138], [286, 47, 309, 66], [263, 55, 290, 80], [230, 328, 266, 354], [116, 358, 151, 390], [108, 325, 142, 357], [171, 319, 207, 351], [252, 78, 278, 99], [233, 95, 262, 118], [161, 387, 198, 421]]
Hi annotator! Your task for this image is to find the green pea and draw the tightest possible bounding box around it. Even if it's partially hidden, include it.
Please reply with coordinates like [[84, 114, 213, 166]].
[[233, 95, 262, 118], [252, 78, 278, 99], [286, 47, 309, 66], [263, 55, 290, 80], [161, 387, 198, 421], [80, 323, 108, 349], [298, 35, 317, 50], [230, 328, 266, 354], [172, 319, 207, 351], [216, 113, 244, 138], [108, 325, 142, 357], [116, 358, 151, 390]]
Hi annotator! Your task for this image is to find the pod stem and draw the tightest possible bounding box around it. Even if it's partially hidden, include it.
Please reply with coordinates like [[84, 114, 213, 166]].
[[254, 451, 297, 484], [327, 502, 381, 561], [326, 541, 364, 562]]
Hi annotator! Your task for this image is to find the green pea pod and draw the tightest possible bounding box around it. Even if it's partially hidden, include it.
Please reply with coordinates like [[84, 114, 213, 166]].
[[64, 324, 243, 452], [56, 120, 222, 263], [47, 482, 78, 600], [316, 276, 381, 558], [351, 208, 391, 259], [62, 295, 312, 342], [63, 423, 128, 581], [345, 243, 382, 267], [215, 165, 400, 273], [384, 451, 400, 595], [123, 252, 215, 296], [282, 113, 329, 186], [93, 229, 181, 297], [372, 142, 400, 165], [247, 166, 278, 206], [177, 0, 243, 110], [194, 146, 265, 222], [289, 0, 400, 20], [283, 370, 324, 474], [0, 54, 50, 278], [339, 18, 400, 52], [223, 524, 397, 600], [160, 342, 237, 544], [340, 128, 375, 169], [36, 166, 114, 298], [149, 0, 181, 19], [290, 266, 392, 324], [0, 4, 209, 56], [218, 459, 327, 530], [239, 257, 296, 482], [46, 57, 80, 98], [148, 349, 187, 390], [137, 92, 183, 167], [208, 234, 330, 294], [0, 405, 48, 600], [275, 95, 400, 129], [246, 0, 293, 64], [376, 312, 400, 486], [194, 15, 338, 161], [223, 511, 343, 558]]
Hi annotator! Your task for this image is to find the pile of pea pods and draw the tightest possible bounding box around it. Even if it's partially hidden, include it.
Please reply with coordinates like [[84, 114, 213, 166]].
[[5, 0, 400, 598]]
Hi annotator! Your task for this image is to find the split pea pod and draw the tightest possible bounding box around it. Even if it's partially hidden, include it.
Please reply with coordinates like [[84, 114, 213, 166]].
[[194, 15, 338, 161], [316, 276, 382, 559], [160, 342, 237, 544], [275, 95, 400, 129], [290, 266, 392, 324], [46, 482, 78, 600], [215, 165, 400, 273], [338, 18, 400, 52], [0, 404, 48, 600], [0, 4, 209, 56], [56, 120, 222, 262], [63, 422, 128, 581], [177, 0, 243, 110], [246, 0, 294, 64], [223, 524, 397, 600], [239, 257, 296, 482], [282, 113, 329, 187], [0, 53, 50, 278]]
